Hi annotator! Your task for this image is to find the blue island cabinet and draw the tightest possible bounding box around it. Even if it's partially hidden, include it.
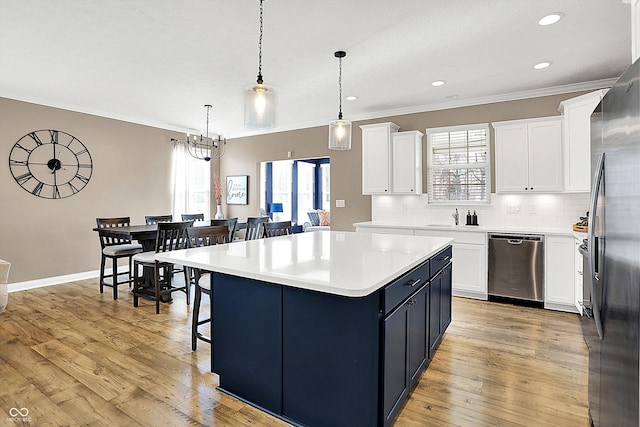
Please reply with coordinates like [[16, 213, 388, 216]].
[[212, 245, 453, 427]]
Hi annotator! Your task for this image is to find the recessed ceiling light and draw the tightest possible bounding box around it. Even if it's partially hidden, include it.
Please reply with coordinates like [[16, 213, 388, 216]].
[[538, 13, 564, 26], [534, 62, 551, 69], [432, 80, 446, 87], [346, 95, 358, 101]]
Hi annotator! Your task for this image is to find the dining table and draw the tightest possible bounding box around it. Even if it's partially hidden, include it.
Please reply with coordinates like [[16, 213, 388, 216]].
[[92, 219, 247, 249], [92, 219, 247, 301]]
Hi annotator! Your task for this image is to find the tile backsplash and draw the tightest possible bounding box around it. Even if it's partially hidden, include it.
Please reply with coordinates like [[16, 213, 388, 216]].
[[371, 193, 590, 230]]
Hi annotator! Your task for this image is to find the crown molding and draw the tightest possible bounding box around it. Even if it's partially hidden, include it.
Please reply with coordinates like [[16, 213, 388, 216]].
[[2, 78, 617, 139]]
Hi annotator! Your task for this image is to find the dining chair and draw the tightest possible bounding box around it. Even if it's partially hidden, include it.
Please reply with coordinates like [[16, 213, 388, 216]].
[[144, 214, 173, 225], [209, 217, 238, 242], [132, 221, 192, 314], [244, 216, 270, 240], [181, 213, 204, 222], [95, 217, 143, 300], [264, 220, 293, 237], [185, 225, 230, 353]]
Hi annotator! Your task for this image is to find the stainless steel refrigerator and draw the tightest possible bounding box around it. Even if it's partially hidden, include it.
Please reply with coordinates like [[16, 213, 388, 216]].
[[586, 58, 640, 427]]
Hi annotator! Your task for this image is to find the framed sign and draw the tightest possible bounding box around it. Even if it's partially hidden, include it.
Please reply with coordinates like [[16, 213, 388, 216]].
[[226, 175, 248, 205]]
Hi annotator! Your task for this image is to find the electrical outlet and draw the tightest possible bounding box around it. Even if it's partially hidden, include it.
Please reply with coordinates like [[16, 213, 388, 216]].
[[336, 199, 346, 208], [506, 204, 521, 214]]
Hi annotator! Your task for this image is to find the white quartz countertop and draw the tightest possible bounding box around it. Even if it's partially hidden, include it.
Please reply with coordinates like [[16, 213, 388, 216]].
[[354, 221, 576, 237], [155, 231, 453, 297]]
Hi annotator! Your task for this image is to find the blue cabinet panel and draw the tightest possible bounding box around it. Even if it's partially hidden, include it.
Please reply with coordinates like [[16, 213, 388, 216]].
[[282, 287, 381, 427], [212, 273, 283, 414]]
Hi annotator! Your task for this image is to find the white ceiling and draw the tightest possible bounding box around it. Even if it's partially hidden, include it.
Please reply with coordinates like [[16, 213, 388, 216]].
[[0, 0, 632, 139]]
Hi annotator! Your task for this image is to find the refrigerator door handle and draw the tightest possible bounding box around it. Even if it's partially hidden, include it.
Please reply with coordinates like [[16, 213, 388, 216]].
[[589, 152, 605, 340]]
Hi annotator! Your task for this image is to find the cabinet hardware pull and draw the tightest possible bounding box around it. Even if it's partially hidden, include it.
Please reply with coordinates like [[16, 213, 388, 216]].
[[407, 278, 421, 287], [439, 256, 450, 261]]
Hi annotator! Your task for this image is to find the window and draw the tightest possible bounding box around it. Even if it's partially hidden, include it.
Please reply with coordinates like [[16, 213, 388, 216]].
[[172, 142, 210, 218], [426, 123, 490, 203], [260, 158, 330, 225]]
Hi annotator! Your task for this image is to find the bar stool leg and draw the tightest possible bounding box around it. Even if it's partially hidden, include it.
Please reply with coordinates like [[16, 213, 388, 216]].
[[192, 284, 202, 351], [112, 260, 118, 300]]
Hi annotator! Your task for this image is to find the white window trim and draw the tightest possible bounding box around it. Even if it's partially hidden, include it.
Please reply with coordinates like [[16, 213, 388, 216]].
[[426, 123, 491, 205]]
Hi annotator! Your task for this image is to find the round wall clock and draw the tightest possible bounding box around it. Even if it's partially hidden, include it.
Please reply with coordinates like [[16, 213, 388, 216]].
[[9, 129, 93, 199]]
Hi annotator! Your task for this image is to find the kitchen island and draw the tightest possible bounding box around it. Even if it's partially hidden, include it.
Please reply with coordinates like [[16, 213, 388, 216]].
[[156, 231, 453, 427]]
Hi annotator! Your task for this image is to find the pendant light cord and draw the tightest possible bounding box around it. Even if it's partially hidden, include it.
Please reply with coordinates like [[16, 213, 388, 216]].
[[338, 55, 343, 120], [257, 0, 264, 84], [205, 105, 211, 140]]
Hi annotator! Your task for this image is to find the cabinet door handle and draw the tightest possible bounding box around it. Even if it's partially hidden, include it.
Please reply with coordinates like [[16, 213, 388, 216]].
[[439, 255, 450, 261], [407, 278, 421, 287]]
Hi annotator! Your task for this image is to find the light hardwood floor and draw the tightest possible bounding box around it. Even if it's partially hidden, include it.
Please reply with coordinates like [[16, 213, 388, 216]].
[[0, 280, 589, 426]]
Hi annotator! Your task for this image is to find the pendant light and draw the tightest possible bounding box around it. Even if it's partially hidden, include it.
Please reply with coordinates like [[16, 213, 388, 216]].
[[328, 50, 352, 150], [244, 0, 275, 129]]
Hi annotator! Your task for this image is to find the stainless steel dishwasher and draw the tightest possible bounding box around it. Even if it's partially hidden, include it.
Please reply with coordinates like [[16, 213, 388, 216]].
[[488, 233, 544, 302]]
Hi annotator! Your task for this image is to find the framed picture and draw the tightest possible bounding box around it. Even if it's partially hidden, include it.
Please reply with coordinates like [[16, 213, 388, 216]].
[[226, 175, 248, 205]]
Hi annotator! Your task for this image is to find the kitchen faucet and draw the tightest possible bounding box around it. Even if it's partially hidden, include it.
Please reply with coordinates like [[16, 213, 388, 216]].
[[452, 208, 459, 226]]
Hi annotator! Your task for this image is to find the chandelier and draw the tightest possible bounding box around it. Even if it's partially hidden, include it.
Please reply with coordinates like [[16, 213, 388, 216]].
[[172, 104, 226, 161]]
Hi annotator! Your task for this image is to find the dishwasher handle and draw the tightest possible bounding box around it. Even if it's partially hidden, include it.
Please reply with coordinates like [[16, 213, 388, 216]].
[[489, 233, 544, 242]]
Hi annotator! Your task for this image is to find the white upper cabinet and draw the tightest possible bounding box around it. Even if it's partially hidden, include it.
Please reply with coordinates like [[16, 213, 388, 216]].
[[559, 89, 608, 192], [391, 131, 423, 194], [361, 123, 399, 194], [493, 116, 563, 193], [362, 122, 423, 195]]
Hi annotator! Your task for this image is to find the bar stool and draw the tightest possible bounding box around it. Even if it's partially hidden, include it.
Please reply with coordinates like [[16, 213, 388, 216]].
[[209, 217, 238, 242], [244, 216, 270, 240], [95, 217, 143, 300], [144, 214, 173, 225], [264, 220, 293, 237], [185, 225, 230, 354], [132, 221, 192, 313], [181, 213, 204, 222]]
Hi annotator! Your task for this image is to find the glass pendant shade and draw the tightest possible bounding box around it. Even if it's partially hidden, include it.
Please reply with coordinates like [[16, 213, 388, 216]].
[[328, 50, 351, 150], [328, 118, 352, 150], [244, 83, 276, 129]]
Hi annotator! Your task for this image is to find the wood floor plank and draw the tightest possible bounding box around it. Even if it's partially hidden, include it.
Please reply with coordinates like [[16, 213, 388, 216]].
[[0, 363, 79, 426], [0, 338, 79, 398], [31, 339, 137, 402], [0, 281, 590, 426], [49, 383, 143, 426]]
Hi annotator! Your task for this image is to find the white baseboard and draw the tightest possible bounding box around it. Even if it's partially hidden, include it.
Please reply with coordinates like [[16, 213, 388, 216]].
[[452, 289, 488, 300], [8, 270, 101, 293], [544, 301, 579, 314]]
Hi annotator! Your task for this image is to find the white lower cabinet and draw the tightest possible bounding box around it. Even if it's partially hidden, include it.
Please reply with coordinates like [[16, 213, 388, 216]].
[[545, 235, 577, 312], [355, 224, 578, 312], [414, 230, 487, 300]]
